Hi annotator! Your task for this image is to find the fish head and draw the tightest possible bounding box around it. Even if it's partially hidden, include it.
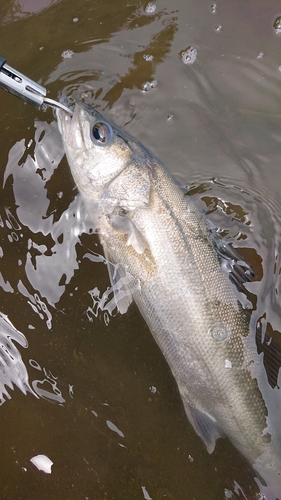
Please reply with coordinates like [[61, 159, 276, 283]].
[[57, 102, 152, 209]]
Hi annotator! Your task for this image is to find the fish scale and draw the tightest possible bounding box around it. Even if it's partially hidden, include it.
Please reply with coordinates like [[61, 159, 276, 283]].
[[104, 167, 270, 469], [57, 101, 281, 499], [129, 168, 267, 450]]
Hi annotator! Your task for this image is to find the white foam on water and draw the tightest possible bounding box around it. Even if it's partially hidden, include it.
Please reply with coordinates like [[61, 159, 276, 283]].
[[144, 2, 156, 14], [141, 486, 152, 500], [180, 46, 198, 65], [30, 454, 53, 474]]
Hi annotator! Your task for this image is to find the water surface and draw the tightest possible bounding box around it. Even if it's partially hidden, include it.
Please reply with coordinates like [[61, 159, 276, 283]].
[[0, 1, 281, 498]]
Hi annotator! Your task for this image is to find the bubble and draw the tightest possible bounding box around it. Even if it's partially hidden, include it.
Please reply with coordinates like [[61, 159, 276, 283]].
[[167, 114, 174, 121], [61, 50, 74, 59], [215, 25, 222, 32], [73, 17, 79, 22], [180, 46, 198, 65], [224, 489, 233, 499], [257, 52, 264, 59], [188, 454, 194, 462], [273, 16, 281, 34], [208, 322, 230, 343], [142, 80, 158, 92], [142, 81, 151, 92], [145, 2, 156, 14], [149, 385, 157, 393], [143, 54, 154, 62], [211, 3, 217, 13]]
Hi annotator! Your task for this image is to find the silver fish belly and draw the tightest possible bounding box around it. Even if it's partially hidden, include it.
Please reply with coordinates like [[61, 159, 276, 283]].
[[57, 102, 281, 499]]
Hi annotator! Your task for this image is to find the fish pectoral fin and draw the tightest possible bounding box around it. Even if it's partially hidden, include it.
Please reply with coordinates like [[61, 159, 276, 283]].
[[111, 215, 148, 254], [103, 244, 140, 315], [183, 401, 224, 453]]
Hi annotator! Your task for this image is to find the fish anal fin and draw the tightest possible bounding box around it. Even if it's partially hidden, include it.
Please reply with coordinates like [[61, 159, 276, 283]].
[[183, 400, 224, 453], [103, 244, 140, 315]]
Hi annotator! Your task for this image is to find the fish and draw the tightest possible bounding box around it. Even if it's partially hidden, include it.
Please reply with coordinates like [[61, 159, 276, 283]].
[[57, 101, 281, 499]]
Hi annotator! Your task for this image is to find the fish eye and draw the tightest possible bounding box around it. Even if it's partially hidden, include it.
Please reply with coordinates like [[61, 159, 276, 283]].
[[91, 122, 112, 144]]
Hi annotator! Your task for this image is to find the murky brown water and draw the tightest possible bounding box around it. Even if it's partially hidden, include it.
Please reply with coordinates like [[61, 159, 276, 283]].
[[1, 1, 281, 499]]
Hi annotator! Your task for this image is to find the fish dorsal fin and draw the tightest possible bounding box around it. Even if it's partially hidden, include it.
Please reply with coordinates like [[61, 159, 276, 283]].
[[211, 231, 254, 291], [182, 400, 225, 453], [103, 244, 140, 314], [111, 215, 148, 254]]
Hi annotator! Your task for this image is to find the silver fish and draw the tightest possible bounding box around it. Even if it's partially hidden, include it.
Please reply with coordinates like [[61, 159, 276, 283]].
[[57, 102, 281, 499]]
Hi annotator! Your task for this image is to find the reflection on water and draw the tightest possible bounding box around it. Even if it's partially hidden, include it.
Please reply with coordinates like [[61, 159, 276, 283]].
[[1, 0, 61, 24], [29, 358, 66, 404], [0, 0, 281, 498], [0, 312, 33, 404], [3, 120, 93, 307]]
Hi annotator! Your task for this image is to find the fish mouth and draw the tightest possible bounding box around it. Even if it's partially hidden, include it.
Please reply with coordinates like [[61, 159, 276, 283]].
[[56, 100, 84, 150], [58, 95, 75, 114], [56, 96, 75, 130]]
